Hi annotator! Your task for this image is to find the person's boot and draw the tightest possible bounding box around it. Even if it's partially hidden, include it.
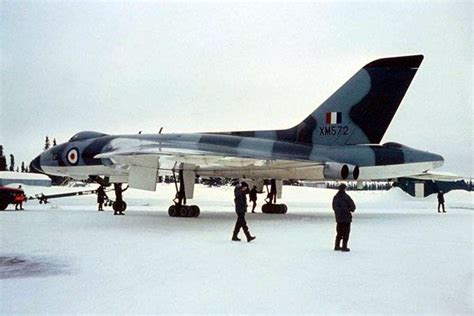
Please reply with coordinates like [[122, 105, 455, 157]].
[[245, 231, 256, 242], [341, 240, 350, 252], [232, 231, 241, 241], [334, 237, 342, 251]]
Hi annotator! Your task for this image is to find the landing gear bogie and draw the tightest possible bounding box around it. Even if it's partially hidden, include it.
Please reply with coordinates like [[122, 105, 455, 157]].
[[168, 205, 200, 217], [262, 203, 287, 214]]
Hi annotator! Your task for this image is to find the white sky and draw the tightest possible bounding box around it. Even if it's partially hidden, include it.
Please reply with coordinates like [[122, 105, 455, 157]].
[[1, 1, 472, 176]]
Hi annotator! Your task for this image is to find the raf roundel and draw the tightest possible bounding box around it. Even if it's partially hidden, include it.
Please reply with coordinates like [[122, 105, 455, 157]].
[[66, 148, 79, 165]]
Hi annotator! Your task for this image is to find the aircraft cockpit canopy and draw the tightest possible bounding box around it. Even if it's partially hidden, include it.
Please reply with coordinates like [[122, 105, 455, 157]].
[[69, 131, 109, 142]]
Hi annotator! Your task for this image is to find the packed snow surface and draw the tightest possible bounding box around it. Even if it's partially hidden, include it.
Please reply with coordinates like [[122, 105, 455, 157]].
[[0, 184, 472, 314]]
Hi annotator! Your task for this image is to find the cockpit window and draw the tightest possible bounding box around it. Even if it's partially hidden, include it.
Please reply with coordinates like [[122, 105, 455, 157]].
[[69, 131, 109, 142]]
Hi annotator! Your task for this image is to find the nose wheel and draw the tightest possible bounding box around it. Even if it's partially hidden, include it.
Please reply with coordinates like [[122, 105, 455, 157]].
[[113, 200, 127, 214]]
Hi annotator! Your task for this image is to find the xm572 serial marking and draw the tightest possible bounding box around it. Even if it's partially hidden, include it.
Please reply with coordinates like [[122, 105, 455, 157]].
[[319, 126, 349, 136]]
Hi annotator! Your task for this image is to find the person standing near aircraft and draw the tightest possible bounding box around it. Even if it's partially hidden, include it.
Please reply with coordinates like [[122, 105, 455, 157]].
[[332, 184, 356, 252], [437, 190, 446, 213], [249, 185, 258, 213], [232, 182, 256, 242], [14, 185, 25, 210], [96, 185, 108, 211]]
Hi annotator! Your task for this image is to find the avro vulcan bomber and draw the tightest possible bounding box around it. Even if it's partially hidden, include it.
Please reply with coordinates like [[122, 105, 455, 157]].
[[30, 55, 444, 216]]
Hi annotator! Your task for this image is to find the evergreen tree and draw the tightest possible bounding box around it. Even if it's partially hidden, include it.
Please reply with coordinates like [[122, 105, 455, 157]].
[[21, 161, 25, 172], [16, 166, 19, 172], [9, 154, 15, 171], [0, 145, 6, 171], [53, 138, 57, 146], [44, 136, 51, 150]]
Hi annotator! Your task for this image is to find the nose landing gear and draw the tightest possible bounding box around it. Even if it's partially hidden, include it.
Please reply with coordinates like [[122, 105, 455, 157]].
[[112, 183, 128, 215]]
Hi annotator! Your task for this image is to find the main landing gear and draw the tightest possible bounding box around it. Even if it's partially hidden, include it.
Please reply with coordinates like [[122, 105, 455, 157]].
[[90, 176, 128, 215], [261, 179, 288, 214], [168, 169, 200, 218]]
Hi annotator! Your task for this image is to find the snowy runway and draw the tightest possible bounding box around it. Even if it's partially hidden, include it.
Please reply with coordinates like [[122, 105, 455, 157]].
[[0, 184, 472, 314]]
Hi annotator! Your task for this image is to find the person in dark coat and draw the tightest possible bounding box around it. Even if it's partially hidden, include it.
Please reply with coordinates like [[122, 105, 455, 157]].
[[437, 191, 446, 213], [332, 184, 356, 252], [249, 185, 258, 213], [232, 182, 256, 242], [97, 185, 108, 211]]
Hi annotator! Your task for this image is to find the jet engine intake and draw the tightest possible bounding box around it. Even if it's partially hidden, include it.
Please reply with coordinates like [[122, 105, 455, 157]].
[[323, 163, 360, 180]]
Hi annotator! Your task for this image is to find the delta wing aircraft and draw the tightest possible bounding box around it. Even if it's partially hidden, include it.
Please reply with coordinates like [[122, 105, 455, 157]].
[[30, 55, 444, 217]]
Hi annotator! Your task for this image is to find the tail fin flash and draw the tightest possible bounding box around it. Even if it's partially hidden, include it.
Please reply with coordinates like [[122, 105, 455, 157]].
[[295, 55, 424, 145]]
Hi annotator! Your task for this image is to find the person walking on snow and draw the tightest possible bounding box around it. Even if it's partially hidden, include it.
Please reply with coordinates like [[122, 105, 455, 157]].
[[332, 184, 356, 252], [232, 182, 256, 242]]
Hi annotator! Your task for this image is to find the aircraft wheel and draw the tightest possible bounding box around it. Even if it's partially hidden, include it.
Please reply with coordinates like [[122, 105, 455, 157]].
[[273, 204, 280, 214], [280, 204, 288, 214], [191, 205, 200, 217], [113, 201, 127, 213], [261, 204, 270, 213], [179, 206, 189, 217], [168, 205, 178, 217]]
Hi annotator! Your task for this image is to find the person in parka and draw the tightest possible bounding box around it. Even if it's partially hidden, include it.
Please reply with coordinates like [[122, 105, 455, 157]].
[[249, 185, 258, 213], [437, 190, 446, 213], [96, 185, 108, 211], [332, 184, 356, 252], [232, 182, 256, 242]]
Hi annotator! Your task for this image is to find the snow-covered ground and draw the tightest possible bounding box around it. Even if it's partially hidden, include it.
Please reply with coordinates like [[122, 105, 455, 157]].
[[0, 184, 472, 314]]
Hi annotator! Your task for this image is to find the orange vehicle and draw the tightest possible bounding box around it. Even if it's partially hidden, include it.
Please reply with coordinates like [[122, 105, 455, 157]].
[[0, 186, 26, 210]]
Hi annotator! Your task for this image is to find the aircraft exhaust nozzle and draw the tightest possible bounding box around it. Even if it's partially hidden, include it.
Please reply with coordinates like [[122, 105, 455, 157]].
[[324, 163, 359, 180], [353, 166, 360, 180]]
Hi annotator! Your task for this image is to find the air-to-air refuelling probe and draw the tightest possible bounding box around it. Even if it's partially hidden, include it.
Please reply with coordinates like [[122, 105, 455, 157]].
[[31, 55, 444, 216]]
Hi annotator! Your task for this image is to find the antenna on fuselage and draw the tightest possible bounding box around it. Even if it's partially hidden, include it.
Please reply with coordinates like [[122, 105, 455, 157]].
[[159, 127, 163, 134]]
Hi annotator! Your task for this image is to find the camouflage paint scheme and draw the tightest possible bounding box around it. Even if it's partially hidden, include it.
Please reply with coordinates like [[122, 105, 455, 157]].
[[31, 55, 444, 186]]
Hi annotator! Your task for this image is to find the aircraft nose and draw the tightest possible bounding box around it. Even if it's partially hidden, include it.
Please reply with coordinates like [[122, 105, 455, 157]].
[[30, 155, 44, 174]]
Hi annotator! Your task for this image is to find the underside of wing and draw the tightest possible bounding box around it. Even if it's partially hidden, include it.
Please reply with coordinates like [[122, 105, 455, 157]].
[[94, 136, 326, 181], [405, 171, 464, 182]]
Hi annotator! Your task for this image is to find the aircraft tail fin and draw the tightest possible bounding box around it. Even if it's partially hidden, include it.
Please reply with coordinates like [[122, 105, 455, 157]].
[[225, 55, 423, 145], [291, 55, 424, 145]]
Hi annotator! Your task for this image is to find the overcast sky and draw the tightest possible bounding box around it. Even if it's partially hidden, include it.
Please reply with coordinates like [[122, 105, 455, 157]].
[[1, 1, 472, 176]]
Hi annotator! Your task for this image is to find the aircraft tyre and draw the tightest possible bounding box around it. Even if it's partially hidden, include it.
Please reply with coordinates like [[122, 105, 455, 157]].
[[179, 205, 190, 217], [168, 205, 178, 217], [113, 201, 127, 213], [190, 205, 200, 217]]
